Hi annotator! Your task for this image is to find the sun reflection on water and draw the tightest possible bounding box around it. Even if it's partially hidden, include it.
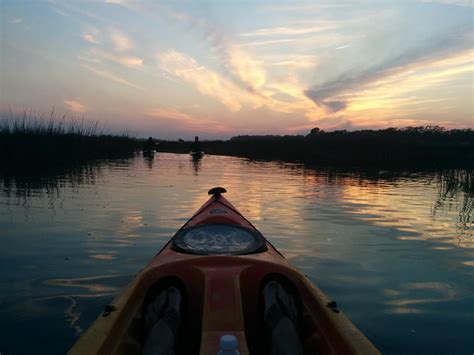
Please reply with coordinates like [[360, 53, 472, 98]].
[[0, 154, 472, 354], [383, 282, 457, 314]]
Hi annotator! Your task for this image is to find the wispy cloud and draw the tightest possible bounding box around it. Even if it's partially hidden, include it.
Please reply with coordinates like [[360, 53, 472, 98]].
[[348, 53, 473, 107], [104, 0, 128, 4], [4, 0, 472, 134], [420, 0, 473, 7], [188, 19, 268, 93], [241, 31, 352, 50], [153, 52, 315, 130], [82, 33, 100, 44], [8, 17, 23, 24], [77, 53, 102, 65], [220, 46, 266, 92], [64, 99, 87, 113], [80, 64, 144, 90], [305, 27, 473, 113], [307, 56, 470, 114], [81, 47, 144, 68], [240, 24, 334, 37], [262, 54, 318, 69], [145, 107, 233, 134], [146, 107, 196, 122], [92, 1, 316, 117], [50, 6, 69, 17], [48, 1, 106, 22], [241, 38, 295, 47], [112, 2, 268, 94], [157, 50, 320, 118], [158, 50, 252, 112], [114, 56, 143, 67], [109, 28, 132, 52], [265, 3, 348, 12], [325, 50, 474, 129]]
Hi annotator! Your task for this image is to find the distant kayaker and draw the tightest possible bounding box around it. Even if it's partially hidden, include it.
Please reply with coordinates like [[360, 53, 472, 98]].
[[143, 137, 155, 151], [190, 136, 202, 153]]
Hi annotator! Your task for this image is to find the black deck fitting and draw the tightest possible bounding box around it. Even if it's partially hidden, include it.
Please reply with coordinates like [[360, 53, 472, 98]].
[[208, 187, 227, 196]]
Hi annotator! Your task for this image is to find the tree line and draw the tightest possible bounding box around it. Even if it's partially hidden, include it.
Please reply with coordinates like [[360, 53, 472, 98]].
[[158, 126, 473, 168]]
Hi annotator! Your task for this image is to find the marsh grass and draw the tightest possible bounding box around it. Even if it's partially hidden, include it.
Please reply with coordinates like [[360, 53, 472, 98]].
[[0, 111, 138, 172]]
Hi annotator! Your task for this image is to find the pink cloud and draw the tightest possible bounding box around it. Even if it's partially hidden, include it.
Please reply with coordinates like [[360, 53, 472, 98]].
[[64, 99, 87, 113]]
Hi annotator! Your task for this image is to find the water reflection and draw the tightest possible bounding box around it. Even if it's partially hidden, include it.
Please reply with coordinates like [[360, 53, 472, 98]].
[[0, 154, 473, 354], [143, 151, 155, 169], [39, 275, 125, 336], [383, 282, 456, 314], [433, 170, 472, 232], [0, 158, 471, 251], [191, 153, 203, 175], [45, 275, 120, 294], [314, 169, 473, 249], [1, 161, 111, 204], [62, 295, 82, 335]]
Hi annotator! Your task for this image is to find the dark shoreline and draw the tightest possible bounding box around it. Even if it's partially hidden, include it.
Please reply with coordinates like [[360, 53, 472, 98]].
[[0, 116, 138, 173], [157, 126, 473, 169], [1, 120, 472, 172]]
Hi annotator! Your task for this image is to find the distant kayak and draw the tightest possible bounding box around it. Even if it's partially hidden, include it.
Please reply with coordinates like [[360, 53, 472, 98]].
[[69, 187, 379, 355], [143, 149, 156, 156], [190, 150, 204, 157]]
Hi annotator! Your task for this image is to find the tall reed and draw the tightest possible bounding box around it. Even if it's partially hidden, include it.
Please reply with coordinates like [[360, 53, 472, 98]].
[[0, 111, 138, 171]]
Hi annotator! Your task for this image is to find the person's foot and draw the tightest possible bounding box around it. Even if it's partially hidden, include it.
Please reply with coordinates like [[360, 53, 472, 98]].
[[166, 287, 181, 313], [263, 281, 299, 330], [275, 283, 298, 327], [143, 287, 182, 355], [162, 287, 182, 336], [145, 287, 182, 333], [144, 290, 168, 333], [263, 280, 303, 355]]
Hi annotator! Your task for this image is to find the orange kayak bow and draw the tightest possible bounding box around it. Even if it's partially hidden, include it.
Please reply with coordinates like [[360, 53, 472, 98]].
[[69, 187, 379, 355]]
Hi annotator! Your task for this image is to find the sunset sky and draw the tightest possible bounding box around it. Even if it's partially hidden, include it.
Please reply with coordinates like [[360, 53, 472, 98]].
[[1, 0, 473, 138]]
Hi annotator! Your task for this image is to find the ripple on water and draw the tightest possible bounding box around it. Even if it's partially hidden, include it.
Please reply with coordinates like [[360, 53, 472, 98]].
[[0, 154, 472, 354]]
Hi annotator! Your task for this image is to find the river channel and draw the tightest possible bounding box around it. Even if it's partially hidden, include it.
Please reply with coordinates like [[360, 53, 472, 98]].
[[0, 153, 472, 354]]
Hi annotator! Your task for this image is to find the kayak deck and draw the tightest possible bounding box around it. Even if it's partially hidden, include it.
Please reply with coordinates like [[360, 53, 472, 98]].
[[69, 189, 379, 355]]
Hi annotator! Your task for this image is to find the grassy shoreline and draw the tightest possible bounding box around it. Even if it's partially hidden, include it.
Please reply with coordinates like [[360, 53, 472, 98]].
[[1, 116, 472, 171], [0, 115, 138, 172]]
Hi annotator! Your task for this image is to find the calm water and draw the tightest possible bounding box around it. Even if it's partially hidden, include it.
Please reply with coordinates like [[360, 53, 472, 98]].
[[0, 153, 472, 355]]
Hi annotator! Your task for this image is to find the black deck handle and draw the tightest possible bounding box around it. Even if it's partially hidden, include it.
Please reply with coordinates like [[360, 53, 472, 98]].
[[208, 187, 227, 196]]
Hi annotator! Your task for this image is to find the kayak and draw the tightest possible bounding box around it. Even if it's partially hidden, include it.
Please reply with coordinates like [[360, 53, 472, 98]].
[[69, 187, 380, 355], [190, 150, 204, 157], [143, 149, 156, 156]]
